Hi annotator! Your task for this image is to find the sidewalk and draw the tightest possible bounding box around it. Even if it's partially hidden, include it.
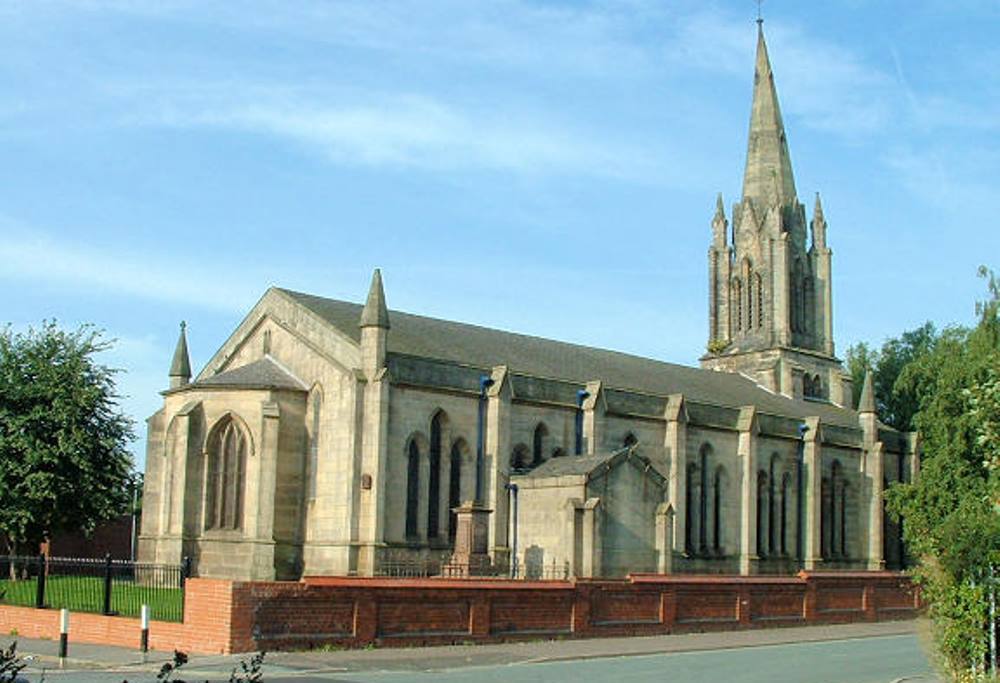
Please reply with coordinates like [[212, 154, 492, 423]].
[[0, 618, 931, 681]]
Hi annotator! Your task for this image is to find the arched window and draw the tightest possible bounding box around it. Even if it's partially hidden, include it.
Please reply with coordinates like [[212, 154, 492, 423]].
[[532, 423, 548, 466], [699, 445, 711, 553], [768, 455, 779, 556], [448, 440, 465, 542], [685, 463, 696, 554], [804, 277, 815, 334], [428, 412, 445, 539], [405, 440, 420, 538], [623, 432, 638, 449], [830, 461, 842, 558], [307, 388, 322, 501], [755, 272, 764, 329], [713, 467, 726, 554], [840, 482, 849, 558], [756, 471, 768, 558], [734, 279, 744, 333], [780, 473, 792, 556], [510, 445, 530, 473], [206, 416, 248, 531], [820, 477, 831, 559]]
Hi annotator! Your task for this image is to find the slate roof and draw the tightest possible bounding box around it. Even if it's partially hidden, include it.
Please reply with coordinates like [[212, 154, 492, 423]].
[[191, 357, 307, 392], [276, 288, 863, 428], [518, 447, 666, 484]]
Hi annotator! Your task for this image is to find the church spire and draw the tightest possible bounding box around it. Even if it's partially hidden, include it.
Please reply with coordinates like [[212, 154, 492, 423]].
[[359, 268, 390, 329], [169, 321, 191, 389], [742, 22, 797, 207]]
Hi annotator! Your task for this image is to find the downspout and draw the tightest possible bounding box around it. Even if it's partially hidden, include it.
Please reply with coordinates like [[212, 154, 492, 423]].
[[796, 422, 808, 564], [506, 483, 519, 578], [575, 389, 590, 455], [475, 375, 495, 504]]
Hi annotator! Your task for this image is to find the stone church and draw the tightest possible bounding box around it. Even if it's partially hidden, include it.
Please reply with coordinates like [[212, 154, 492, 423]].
[[138, 24, 918, 581]]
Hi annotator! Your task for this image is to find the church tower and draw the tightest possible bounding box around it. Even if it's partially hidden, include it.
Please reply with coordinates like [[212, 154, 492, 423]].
[[701, 21, 851, 407]]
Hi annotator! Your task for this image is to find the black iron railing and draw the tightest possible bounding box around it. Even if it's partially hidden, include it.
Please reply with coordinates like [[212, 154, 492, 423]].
[[0, 554, 190, 623]]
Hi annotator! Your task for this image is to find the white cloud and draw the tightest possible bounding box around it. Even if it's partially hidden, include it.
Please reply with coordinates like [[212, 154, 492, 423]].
[[0, 231, 259, 312], [146, 93, 669, 183]]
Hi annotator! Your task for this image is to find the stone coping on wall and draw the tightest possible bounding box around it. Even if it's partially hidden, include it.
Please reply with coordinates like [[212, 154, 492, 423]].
[[0, 572, 919, 655]]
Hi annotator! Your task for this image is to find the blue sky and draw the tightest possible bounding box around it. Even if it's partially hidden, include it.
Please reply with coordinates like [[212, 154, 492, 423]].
[[2, 1, 998, 468]]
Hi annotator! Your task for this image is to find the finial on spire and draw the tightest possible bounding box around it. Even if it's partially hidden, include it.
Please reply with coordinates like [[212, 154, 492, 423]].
[[756, 0, 764, 26], [359, 268, 390, 329], [169, 321, 192, 388]]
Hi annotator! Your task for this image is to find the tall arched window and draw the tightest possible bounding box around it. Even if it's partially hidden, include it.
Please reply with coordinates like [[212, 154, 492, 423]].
[[840, 483, 849, 558], [768, 455, 779, 555], [755, 272, 764, 329], [780, 473, 792, 556], [756, 471, 768, 558], [532, 423, 548, 466], [428, 412, 445, 539], [685, 463, 696, 554], [734, 279, 744, 333], [448, 440, 465, 542], [713, 467, 725, 553], [699, 445, 711, 553], [405, 440, 420, 539], [820, 477, 831, 558], [830, 461, 842, 558], [206, 416, 248, 531], [804, 277, 815, 335]]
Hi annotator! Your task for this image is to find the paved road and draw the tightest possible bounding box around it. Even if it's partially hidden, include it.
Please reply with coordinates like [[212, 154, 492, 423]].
[[4, 621, 940, 683]]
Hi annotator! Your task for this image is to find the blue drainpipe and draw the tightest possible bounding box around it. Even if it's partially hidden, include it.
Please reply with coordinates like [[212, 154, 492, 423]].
[[575, 389, 590, 455], [475, 375, 495, 504]]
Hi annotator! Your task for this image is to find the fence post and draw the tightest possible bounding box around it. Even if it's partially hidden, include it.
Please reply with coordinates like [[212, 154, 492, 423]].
[[102, 553, 113, 616], [180, 556, 192, 619], [35, 554, 46, 609]]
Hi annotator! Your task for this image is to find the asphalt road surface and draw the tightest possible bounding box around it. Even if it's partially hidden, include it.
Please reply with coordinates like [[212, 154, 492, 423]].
[[7, 623, 939, 683]]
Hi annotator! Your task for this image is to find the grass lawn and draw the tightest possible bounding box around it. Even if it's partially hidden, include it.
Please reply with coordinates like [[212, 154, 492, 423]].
[[0, 576, 183, 622]]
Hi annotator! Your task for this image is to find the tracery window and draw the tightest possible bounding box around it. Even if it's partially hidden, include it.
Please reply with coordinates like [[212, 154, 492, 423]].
[[205, 416, 248, 531]]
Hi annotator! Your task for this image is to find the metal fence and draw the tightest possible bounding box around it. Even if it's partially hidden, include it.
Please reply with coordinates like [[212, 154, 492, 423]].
[[0, 555, 190, 623], [372, 551, 570, 581]]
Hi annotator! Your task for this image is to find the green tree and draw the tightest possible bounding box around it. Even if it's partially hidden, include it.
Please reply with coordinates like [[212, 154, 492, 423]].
[[845, 321, 938, 430], [886, 268, 1000, 679], [0, 322, 135, 556]]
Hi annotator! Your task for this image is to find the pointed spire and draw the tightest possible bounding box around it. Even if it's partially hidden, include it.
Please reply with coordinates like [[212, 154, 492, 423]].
[[359, 268, 390, 329], [814, 192, 825, 222], [715, 192, 726, 221], [742, 22, 797, 208], [169, 322, 191, 388], [858, 370, 876, 414]]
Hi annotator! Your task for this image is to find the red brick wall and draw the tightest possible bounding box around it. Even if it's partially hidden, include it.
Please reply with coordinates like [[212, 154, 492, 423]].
[[0, 572, 919, 655]]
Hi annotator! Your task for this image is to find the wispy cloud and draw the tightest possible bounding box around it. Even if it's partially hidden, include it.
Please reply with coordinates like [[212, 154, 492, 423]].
[[0, 229, 259, 312], [138, 91, 669, 183]]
